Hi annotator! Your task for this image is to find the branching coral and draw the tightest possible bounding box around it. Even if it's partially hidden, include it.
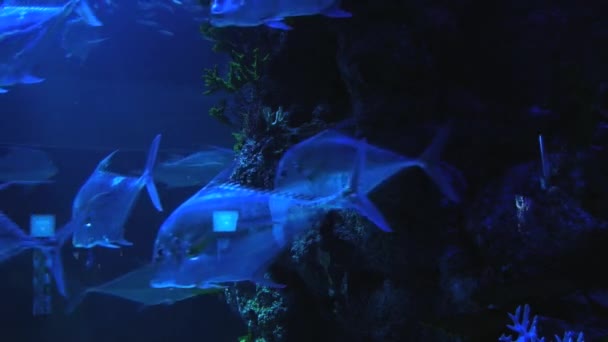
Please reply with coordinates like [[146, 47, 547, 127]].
[[499, 305, 584, 342]]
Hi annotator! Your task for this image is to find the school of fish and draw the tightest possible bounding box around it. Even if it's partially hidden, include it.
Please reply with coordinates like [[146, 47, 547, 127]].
[[0, 126, 460, 312]]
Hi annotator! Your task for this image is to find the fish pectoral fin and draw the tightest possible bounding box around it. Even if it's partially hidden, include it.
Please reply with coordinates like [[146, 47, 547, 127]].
[[116, 239, 134, 246], [264, 18, 292, 30], [21, 74, 45, 84], [97, 241, 121, 249], [320, 6, 352, 18]]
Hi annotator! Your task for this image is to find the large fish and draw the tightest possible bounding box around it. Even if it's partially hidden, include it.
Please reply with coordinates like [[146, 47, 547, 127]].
[[0, 0, 102, 38], [0, 146, 57, 190], [0, 212, 75, 297], [208, 0, 351, 30], [71, 135, 163, 249], [268, 128, 461, 241], [153, 147, 234, 188], [150, 142, 391, 289], [66, 263, 221, 313], [273, 128, 460, 201]]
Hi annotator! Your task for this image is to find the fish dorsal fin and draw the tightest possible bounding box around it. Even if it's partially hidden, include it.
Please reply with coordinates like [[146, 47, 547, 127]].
[[0, 211, 28, 240], [96, 150, 119, 172]]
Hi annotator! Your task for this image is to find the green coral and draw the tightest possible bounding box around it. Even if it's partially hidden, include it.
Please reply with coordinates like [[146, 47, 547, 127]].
[[208, 99, 230, 125], [202, 48, 270, 95], [232, 131, 247, 152]]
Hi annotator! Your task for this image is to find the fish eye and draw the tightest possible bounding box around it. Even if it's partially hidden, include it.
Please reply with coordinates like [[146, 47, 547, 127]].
[[155, 248, 165, 260]]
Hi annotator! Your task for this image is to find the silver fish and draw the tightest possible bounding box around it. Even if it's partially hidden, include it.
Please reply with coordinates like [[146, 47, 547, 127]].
[[153, 147, 233, 188], [0, 147, 57, 189], [71, 135, 163, 249], [209, 0, 351, 30], [66, 263, 220, 313], [150, 142, 391, 289], [0, 66, 45, 94]]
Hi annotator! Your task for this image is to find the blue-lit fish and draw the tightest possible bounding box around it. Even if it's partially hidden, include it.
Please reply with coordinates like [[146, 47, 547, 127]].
[[268, 128, 460, 240], [0, 146, 57, 189], [71, 135, 163, 249], [150, 141, 390, 289], [61, 18, 108, 63], [0, 212, 75, 297], [0, 0, 102, 39], [66, 263, 221, 313], [209, 0, 351, 30], [273, 128, 460, 201], [0, 4, 65, 38], [153, 147, 234, 188], [0, 65, 45, 93]]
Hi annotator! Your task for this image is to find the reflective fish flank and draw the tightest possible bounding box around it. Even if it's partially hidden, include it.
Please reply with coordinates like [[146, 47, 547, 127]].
[[209, 0, 351, 30], [150, 141, 391, 289]]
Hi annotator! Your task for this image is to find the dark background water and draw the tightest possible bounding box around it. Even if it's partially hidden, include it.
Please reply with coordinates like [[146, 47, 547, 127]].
[[0, 3, 244, 341]]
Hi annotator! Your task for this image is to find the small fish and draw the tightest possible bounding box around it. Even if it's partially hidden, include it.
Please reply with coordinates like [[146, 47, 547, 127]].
[[137, 0, 175, 13], [66, 263, 220, 313], [61, 18, 108, 64], [153, 148, 234, 188], [136, 19, 160, 28], [209, 0, 351, 30], [157, 29, 174, 37], [0, 147, 57, 187], [0, 212, 75, 297], [71, 134, 163, 249], [0, 66, 45, 94], [150, 141, 391, 289]]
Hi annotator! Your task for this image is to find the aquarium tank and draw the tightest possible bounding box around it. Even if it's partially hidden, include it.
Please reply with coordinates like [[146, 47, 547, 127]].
[[0, 0, 607, 341]]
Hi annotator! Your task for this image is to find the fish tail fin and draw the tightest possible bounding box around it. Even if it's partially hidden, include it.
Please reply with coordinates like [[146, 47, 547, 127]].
[[141, 134, 163, 212], [417, 126, 461, 203], [76, 0, 103, 27], [342, 139, 392, 232], [64, 283, 90, 314], [48, 245, 68, 298]]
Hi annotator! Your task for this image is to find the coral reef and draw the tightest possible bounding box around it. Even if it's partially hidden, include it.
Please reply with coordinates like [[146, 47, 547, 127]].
[[200, 0, 608, 341]]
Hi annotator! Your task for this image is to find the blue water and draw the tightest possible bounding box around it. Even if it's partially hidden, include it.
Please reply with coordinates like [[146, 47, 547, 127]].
[[0, 2, 243, 341]]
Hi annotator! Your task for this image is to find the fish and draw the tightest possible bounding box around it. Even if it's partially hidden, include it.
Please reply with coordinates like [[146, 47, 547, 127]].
[[0, 0, 101, 39], [150, 141, 391, 289], [0, 147, 57, 189], [71, 134, 163, 249], [273, 128, 460, 201], [0, 212, 75, 297], [0, 66, 45, 93], [135, 19, 161, 28], [66, 263, 221, 313], [0, 4, 66, 38], [152, 147, 234, 188], [208, 0, 351, 30], [268, 128, 461, 241], [61, 18, 108, 64], [157, 29, 174, 37]]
